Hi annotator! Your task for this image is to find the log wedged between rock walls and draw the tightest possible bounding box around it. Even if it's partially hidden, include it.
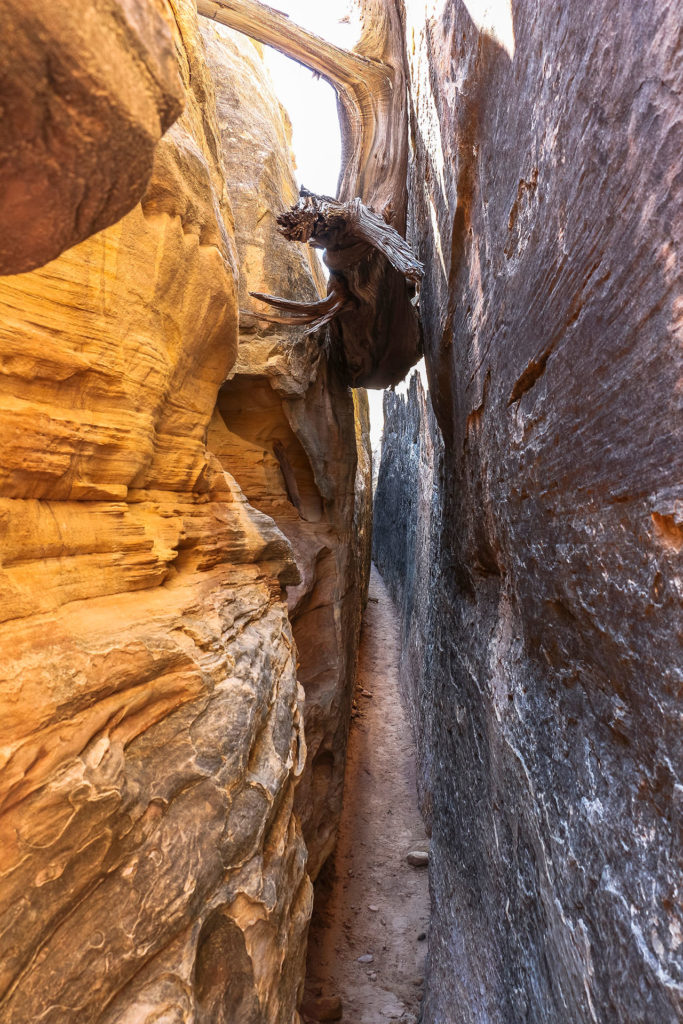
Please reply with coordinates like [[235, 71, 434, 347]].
[[197, 0, 423, 388]]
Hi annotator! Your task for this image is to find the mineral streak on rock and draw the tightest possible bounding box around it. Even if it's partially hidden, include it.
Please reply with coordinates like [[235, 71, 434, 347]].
[[0, 0, 184, 275], [201, 21, 372, 881], [0, 2, 333, 1020], [375, 0, 682, 1021]]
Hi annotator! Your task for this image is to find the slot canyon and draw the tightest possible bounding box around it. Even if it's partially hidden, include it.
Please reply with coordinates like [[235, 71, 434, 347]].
[[0, 0, 680, 1022]]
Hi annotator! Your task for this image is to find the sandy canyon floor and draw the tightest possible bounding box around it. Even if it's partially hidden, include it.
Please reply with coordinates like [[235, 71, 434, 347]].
[[305, 565, 431, 1023]]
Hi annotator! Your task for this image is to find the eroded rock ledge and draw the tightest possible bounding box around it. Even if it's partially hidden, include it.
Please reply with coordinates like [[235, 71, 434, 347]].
[[201, 19, 372, 882], [0, 4, 369, 1021], [0, 0, 184, 275]]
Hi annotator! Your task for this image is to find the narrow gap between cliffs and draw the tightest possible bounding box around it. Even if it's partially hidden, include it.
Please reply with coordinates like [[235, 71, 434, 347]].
[[259, 6, 432, 1020], [302, 566, 431, 1024]]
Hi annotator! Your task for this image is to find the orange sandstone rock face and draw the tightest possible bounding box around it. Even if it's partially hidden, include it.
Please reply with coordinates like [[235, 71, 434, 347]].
[[0, 0, 185, 276], [202, 23, 372, 880], [0, 3, 317, 1021]]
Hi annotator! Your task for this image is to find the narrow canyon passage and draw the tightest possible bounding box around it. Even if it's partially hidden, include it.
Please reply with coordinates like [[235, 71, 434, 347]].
[[304, 566, 430, 1024], [1, 1, 679, 1021]]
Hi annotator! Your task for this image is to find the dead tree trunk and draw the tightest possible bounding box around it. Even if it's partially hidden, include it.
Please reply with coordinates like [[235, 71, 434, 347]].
[[198, 0, 422, 389]]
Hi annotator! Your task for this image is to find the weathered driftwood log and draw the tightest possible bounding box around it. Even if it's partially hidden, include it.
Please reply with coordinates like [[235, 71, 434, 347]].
[[250, 190, 423, 387], [197, 0, 422, 388]]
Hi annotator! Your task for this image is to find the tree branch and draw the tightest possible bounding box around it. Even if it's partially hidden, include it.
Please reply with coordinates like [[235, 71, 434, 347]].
[[197, 0, 385, 88], [243, 281, 350, 333], [196, 0, 404, 218]]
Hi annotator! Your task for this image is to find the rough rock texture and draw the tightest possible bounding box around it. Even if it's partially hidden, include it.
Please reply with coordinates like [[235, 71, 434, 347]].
[[201, 22, 372, 881], [375, 1, 682, 1021], [373, 374, 443, 766], [0, 0, 184, 276], [0, 3, 324, 1021]]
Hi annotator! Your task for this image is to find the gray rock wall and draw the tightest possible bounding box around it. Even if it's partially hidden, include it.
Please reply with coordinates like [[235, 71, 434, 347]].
[[373, 375, 444, 820], [374, 0, 683, 1020]]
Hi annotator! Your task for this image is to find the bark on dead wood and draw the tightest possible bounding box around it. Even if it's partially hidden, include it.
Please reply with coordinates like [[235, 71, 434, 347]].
[[198, 0, 422, 388]]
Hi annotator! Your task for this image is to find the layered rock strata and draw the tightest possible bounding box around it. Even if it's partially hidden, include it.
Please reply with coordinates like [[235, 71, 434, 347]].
[[201, 23, 372, 881], [0, 0, 184, 275], [0, 2, 371, 1020], [375, 1, 683, 1021]]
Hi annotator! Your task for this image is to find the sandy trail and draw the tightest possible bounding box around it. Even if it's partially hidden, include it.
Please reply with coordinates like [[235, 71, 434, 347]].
[[304, 565, 430, 1024]]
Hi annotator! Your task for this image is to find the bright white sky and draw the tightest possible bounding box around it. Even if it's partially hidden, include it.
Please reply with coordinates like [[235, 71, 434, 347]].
[[263, 1, 359, 197]]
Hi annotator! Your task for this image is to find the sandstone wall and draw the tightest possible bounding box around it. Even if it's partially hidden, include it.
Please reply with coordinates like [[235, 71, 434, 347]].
[[201, 23, 372, 881], [375, 1, 682, 1021], [0, 3, 358, 1020], [373, 374, 443, 813]]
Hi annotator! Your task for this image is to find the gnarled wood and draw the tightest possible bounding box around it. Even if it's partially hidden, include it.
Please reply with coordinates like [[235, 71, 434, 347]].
[[199, 0, 422, 388], [246, 282, 350, 332], [276, 193, 423, 283]]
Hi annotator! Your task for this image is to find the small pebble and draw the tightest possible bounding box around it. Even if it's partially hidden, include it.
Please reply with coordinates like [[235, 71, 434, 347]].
[[368, 904, 379, 912], [357, 953, 374, 963], [417, 932, 427, 941], [301, 995, 342, 1022], [406, 850, 429, 867]]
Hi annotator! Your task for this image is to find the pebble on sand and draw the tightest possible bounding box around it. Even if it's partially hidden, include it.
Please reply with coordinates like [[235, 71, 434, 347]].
[[406, 850, 429, 867], [357, 953, 374, 963], [380, 1000, 405, 1018]]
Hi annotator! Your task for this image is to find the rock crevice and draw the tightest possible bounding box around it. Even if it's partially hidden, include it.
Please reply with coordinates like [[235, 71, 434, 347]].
[[1, 1, 681, 1022]]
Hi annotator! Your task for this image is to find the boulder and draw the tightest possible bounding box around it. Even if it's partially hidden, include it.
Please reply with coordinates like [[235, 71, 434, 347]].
[[0, 0, 184, 275]]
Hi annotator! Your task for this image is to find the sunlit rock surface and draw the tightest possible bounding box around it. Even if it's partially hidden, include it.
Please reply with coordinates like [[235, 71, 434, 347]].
[[202, 22, 372, 881], [0, 0, 184, 275], [0, 3, 318, 1021], [376, 1, 682, 1021]]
